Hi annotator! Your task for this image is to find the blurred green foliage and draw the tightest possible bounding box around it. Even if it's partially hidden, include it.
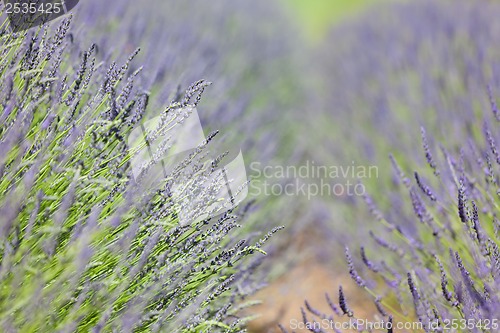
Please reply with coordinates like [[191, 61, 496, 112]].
[[283, 0, 377, 40], [283, 0, 407, 41]]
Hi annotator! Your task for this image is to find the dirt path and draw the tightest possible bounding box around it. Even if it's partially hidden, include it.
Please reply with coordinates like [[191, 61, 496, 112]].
[[245, 222, 380, 333], [247, 259, 379, 333]]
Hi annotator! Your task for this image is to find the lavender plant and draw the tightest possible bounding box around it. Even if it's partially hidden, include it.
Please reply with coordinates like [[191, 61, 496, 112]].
[[311, 0, 500, 190], [293, 1, 500, 332], [72, 0, 303, 164], [69, 0, 307, 253], [0, 5, 285, 332], [298, 103, 500, 333]]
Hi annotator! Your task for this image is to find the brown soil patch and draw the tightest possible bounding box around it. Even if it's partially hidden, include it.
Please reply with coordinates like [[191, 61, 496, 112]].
[[243, 219, 404, 332], [246, 260, 378, 333]]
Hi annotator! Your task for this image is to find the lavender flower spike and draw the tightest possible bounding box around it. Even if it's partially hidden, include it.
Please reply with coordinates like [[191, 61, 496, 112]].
[[414, 171, 437, 201], [487, 84, 500, 121], [345, 246, 366, 287], [338, 286, 353, 317], [421, 127, 439, 176]]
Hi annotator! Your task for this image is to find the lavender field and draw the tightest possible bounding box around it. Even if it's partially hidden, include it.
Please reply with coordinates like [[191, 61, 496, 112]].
[[0, 0, 499, 332]]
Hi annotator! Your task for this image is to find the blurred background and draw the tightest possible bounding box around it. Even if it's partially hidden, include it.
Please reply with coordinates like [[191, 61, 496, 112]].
[[63, 0, 500, 332]]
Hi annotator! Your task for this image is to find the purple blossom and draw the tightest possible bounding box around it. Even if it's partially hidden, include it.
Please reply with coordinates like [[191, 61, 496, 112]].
[[345, 247, 366, 287], [338, 286, 353, 317]]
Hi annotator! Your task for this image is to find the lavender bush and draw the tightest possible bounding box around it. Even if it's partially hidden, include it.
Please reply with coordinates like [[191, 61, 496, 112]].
[[312, 0, 500, 192], [292, 1, 500, 332], [72, 0, 303, 165], [298, 111, 500, 333], [69, 0, 307, 252], [0, 3, 291, 331]]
